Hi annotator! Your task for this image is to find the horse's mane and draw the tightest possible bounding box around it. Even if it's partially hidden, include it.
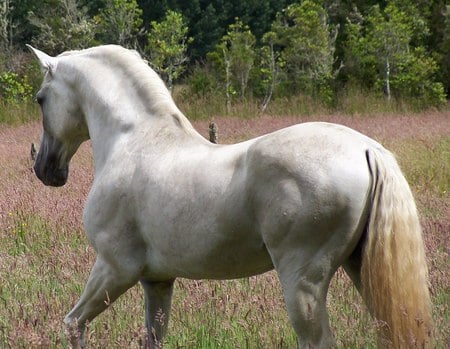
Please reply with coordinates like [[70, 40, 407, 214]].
[[61, 45, 194, 131]]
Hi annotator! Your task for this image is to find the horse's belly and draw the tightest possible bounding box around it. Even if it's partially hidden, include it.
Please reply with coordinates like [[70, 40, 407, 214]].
[[145, 227, 274, 280], [183, 247, 273, 280]]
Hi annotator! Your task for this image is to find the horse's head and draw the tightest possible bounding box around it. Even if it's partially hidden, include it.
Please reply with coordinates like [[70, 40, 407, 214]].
[[27, 45, 89, 186]]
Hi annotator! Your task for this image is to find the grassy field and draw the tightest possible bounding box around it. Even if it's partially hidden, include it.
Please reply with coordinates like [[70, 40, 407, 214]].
[[0, 110, 448, 348]]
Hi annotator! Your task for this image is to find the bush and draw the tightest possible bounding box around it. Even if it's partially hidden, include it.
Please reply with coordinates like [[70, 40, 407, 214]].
[[0, 72, 33, 104], [186, 63, 219, 96], [388, 48, 447, 108]]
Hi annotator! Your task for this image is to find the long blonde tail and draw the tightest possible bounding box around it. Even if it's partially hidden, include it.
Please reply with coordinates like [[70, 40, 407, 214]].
[[361, 148, 433, 348]]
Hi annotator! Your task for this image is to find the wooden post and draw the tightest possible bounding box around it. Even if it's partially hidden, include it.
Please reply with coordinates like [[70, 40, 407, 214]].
[[30, 143, 37, 161], [209, 122, 218, 144]]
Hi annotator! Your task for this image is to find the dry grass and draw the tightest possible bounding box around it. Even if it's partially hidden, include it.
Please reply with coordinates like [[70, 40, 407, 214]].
[[0, 111, 448, 348]]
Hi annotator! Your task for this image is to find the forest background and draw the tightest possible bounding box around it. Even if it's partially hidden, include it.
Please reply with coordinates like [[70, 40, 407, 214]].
[[1, 0, 450, 116]]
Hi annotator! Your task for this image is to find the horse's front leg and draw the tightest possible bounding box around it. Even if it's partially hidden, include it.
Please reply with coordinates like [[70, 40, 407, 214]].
[[64, 256, 139, 348], [140, 279, 175, 349]]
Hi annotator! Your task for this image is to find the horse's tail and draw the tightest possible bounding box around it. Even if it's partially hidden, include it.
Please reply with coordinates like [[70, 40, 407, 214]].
[[361, 148, 433, 348]]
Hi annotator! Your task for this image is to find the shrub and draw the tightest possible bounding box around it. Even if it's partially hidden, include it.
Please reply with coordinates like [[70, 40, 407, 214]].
[[0, 71, 33, 104], [389, 48, 447, 108], [186, 63, 219, 97]]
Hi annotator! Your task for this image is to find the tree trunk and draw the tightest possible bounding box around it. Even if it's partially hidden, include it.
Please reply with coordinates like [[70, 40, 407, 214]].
[[385, 56, 391, 102], [223, 48, 232, 113], [240, 74, 246, 101], [261, 42, 276, 113], [261, 83, 273, 113]]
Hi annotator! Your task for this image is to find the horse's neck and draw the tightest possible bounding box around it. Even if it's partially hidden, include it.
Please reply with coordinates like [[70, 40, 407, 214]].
[[83, 86, 205, 172]]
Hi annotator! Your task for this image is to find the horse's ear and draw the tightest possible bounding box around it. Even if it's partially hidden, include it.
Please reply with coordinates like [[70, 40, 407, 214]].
[[26, 44, 57, 75]]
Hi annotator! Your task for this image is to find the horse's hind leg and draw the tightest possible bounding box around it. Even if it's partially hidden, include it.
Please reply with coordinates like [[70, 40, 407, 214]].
[[64, 256, 139, 348], [274, 252, 335, 349], [342, 243, 363, 293], [140, 279, 175, 348]]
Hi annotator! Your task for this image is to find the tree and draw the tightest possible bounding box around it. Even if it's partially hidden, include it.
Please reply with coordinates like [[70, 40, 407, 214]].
[[188, 2, 223, 60], [28, 0, 97, 55], [389, 47, 446, 107], [145, 10, 192, 92], [343, 3, 446, 106], [208, 18, 256, 110], [366, 4, 413, 101], [438, 4, 450, 94], [226, 19, 256, 100], [271, 1, 339, 97], [94, 0, 144, 49], [0, 0, 14, 51], [8, 0, 38, 47], [137, 0, 295, 62], [259, 31, 282, 112], [341, 7, 372, 85]]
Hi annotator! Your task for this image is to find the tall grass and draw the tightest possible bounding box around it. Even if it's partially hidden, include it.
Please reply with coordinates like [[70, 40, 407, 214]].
[[0, 107, 448, 347], [0, 101, 40, 125], [392, 137, 450, 198], [174, 86, 447, 120], [0, 88, 447, 126]]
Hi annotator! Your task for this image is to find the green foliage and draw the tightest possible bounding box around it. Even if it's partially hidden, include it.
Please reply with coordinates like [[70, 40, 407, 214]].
[[366, 4, 412, 61], [271, 1, 338, 99], [182, 2, 223, 60], [0, 0, 448, 114], [0, 71, 33, 104], [388, 47, 446, 107], [226, 19, 256, 99], [28, 0, 97, 55], [342, 10, 374, 86], [145, 10, 192, 91], [210, 18, 256, 104], [437, 5, 450, 94], [93, 0, 143, 48], [0, 0, 13, 50], [186, 62, 219, 97], [388, 0, 430, 46], [342, 3, 446, 107], [257, 31, 283, 110], [138, 0, 295, 61]]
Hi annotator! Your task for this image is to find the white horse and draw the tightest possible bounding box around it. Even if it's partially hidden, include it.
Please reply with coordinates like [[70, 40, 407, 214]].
[[28, 45, 432, 349]]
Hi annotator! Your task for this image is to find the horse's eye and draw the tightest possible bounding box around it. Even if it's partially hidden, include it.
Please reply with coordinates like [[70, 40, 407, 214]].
[[36, 94, 44, 105]]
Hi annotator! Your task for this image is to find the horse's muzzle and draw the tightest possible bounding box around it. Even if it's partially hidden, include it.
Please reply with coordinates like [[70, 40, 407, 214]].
[[34, 160, 68, 187], [33, 133, 69, 187]]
